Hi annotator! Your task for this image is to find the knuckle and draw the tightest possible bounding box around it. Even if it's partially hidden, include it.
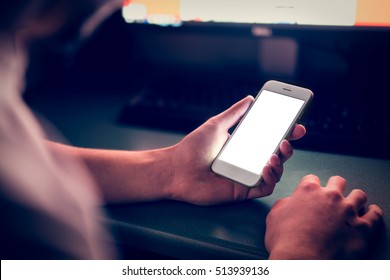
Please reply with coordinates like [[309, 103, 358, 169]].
[[301, 174, 320, 183], [343, 201, 357, 217], [370, 204, 384, 218], [325, 189, 343, 202], [354, 189, 368, 203], [352, 189, 368, 204], [299, 180, 320, 192]]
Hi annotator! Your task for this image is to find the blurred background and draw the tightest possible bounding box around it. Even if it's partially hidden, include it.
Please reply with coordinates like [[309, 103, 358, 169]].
[[24, 0, 390, 158], [21, 0, 390, 260]]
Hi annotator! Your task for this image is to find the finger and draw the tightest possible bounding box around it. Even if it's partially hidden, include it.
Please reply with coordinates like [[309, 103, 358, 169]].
[[231, 184, 251, 202], [236, 164, 277, 200], [361, 204, 383, 230], [299, 174, 321, 186], [278, 140, 293, 163], [254, 165, 277, 197], [294, 174, 322, 194], [325, 176, 347, 194], [268, 154, 283, 182], [211, 95, 254, 131], [345, 189, 368, 212], [288, 124, 306, 141]]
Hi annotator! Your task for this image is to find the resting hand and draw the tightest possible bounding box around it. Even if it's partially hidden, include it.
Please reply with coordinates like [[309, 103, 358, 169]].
[[265, 174, 383, 259], [168, 96, 306, 206]]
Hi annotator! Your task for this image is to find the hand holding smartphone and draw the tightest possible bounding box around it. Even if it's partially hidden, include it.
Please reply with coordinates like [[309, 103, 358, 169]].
[[211, 80, 313, 187]]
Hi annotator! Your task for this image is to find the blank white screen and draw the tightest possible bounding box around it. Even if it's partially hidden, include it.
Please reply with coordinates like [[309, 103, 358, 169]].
[[218, 90, 305, 175]]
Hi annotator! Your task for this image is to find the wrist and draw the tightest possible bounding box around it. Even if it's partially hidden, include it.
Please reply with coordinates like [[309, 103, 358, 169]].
[[163, 144, 180, 202], [156, 146, 175, 201], [130, 146, 175, 202]]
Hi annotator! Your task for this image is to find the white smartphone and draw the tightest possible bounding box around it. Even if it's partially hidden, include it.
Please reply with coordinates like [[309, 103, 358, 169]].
[[211, 80, 313, 187]]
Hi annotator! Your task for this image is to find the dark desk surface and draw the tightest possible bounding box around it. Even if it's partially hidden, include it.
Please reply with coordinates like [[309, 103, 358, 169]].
[[103, 149, 390, 259], [28, 89, 390, 259]]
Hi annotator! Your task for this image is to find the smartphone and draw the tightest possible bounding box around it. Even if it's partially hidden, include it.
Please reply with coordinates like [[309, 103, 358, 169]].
[[211, 80, 313, 187]]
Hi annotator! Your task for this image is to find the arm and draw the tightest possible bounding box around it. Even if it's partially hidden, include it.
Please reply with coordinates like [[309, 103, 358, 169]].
[[48, 96, 306, 205], [47, 143, 174, 203], [265, 174, 383, 259]]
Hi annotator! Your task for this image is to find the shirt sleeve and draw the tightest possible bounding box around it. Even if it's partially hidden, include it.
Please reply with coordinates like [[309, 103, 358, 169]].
[[0, 95, 117, 259]]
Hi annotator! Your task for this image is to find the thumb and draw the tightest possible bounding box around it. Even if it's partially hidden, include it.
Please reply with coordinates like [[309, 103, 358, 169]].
[[212, 95, 254, 131]]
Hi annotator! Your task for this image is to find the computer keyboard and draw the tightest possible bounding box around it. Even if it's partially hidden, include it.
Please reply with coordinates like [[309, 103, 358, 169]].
[[118, 78, 390, 159], [118, 77, 256, 132]]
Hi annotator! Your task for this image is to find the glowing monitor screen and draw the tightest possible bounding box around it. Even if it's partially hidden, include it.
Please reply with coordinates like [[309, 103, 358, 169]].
[[123, 0, 390, 28]]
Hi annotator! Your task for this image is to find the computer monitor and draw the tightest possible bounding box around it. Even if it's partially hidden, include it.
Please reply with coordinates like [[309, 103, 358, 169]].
[[121, 0, 390, 82], [120, 0, 390, 94], [122, 0, 390, 29], [117, 1, 390, 158]]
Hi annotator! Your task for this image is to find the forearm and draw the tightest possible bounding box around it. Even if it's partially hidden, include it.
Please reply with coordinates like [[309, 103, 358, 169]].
[[47, 142, 174, 204]]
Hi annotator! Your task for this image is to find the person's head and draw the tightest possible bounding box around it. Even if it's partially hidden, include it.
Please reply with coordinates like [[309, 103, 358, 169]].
[[0, 0, 122, 90], [0, 0, 122, 43]]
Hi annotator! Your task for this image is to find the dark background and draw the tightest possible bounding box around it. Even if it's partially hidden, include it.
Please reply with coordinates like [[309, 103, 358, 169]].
[[25, 10, 390, 158], [22, 10, 390, 260]]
